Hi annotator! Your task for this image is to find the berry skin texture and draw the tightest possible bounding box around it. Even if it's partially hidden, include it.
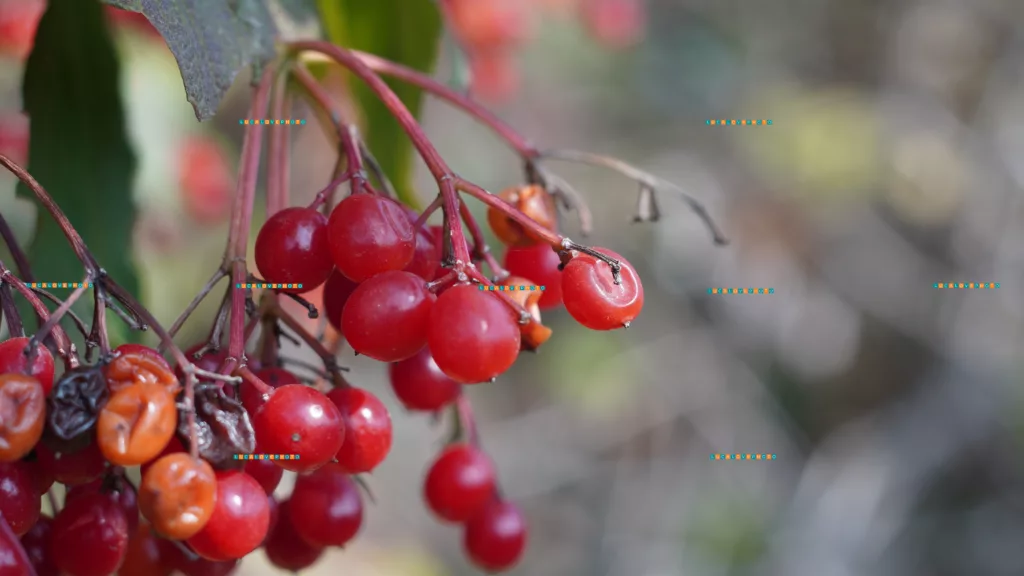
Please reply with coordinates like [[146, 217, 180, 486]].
[[427, 285, 521, 384], [97, 382, 177, 466], [264, 499, 324, 571], [105, 348, 180, 395], [243, 459, 283, 495], [240, 367, 299, 414], [402, 207, 441, 281], [424, 444, 497, 523], [119, 522, 171, 576], [138, 453, 217, 540], [252, 385, 344, 473], [66, 476, 139, 534], [463, 500, 528, 573], [341, 270, 435, 362], [321, 269, 359, 332], [0, 461, 41, 536], [503, 243, 564, 310], [486, 185, 557, 247], [35, 442, 106, 486], [327, 194, 415, 282], [0, 337, 56, 396], [20, 513, 59, 576], [50, 489, 130, 576], [287, 463, 363, 548], [186, 470, 270, 561], [326, 387, 392, 474], [561, 248, 644, 330], [0, 511, 35, 575], [388, 347, 461, 412], [255, 207, 334, 294], [0, 373, 46, 461]]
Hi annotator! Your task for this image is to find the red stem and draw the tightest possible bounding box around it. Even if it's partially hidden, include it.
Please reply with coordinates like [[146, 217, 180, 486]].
[[267, 69, 292, 216], [226, 69, 275, 362], [0, 267, 75, 367]]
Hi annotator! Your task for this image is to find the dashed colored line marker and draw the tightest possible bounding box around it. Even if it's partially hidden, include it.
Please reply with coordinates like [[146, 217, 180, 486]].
[[233, 454, 301, 460], [479, 285, 546, 292], [710, 454, 776, 460], [708, 288, 774, 294], [29, 282, 94, 288], [706, 119, 772, 125], [236, 283, 304, 289], [934, 283, 999, 289], [240, 119, 307, 125]]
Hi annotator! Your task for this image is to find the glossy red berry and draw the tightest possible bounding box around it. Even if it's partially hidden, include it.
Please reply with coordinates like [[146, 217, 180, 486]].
[[388, 347, 461, 412], [252, 385, 344, 473], [35, 441, 107, 486], [321, 269, 359, 332], [240, 367, 299, 414], [327, 194, 415, 282], [113, 343, 171, 371], [561, 248, 643, 330], [0, 511, 34, 575], [427, 284, 521, 383], [263, 499, 324, 571], [0, 461, 40, 536], [423, 444, 496, 523], [21, 457, 54, 496], [0, 337, 56, 396], [175, 345, 227, 382], [341, 270, 435, 362], [504, 243, 564, 310], [119, 522, 171, 576], [287, 463, 363, 548], [51, 489, 130, 576], [186, 470, 270, 561], [255, 207, 334, 294], [326, 387, 392, 473], [429, 225, 448, 280], [20, 513, 58, 576], [403, 210, 441, 281], [463, 500, 528, 572], [243, 458, 284, 495], [0, 373, 46, 462], [66, 475, 139, 533]]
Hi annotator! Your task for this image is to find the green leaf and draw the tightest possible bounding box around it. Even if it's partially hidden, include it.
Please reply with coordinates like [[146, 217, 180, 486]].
[[316, 0, 443, 209], [18, 0, 137, 341], [102, 0, 277, 121]]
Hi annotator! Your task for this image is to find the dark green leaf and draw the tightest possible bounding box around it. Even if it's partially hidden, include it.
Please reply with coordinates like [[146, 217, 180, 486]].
[[18, 0, 137, 342], [316, 0, 443, 209], [102, 0, 277, 121]]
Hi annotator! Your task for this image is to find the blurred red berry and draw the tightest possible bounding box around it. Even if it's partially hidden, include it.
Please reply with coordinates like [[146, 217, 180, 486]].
[[0, 113, 29, 166], [580, 0, 645, 48], [178, 136, 235, 226], [0, 0, 45, 60]]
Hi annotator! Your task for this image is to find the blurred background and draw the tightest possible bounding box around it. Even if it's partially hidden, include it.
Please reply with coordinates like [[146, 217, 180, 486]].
[[4, 0, 1024, 574]]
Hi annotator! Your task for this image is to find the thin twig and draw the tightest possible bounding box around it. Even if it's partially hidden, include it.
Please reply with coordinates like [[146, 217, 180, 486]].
[[163, 267, 228, 345], [0, 212, 33, 281]]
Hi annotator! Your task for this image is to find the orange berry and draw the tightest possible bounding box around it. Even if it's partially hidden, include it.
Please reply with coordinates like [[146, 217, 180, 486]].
[[0, 373, 46, 462], [139, 453, 217, 540], [486, 185, 557, 247], [97, 382, 177, 466], [105, 350, 181, 395]]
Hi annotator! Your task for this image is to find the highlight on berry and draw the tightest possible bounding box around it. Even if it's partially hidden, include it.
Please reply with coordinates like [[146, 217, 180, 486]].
[[0, 0, 724, 574]]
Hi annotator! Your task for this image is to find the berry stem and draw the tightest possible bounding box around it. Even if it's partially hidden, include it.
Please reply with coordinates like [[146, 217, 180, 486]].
[[454, 394, 480, 446], [225, 67, 275, 364], [267, 68, 293, 216], [261, 294, 347, 388], [0, 262, 73, 364], [236, 365, 274, 396], [162, 267, 229, 346], [454, 178, 563, 249], [26, 276, 89, 359], [464, 268, 532, 325], [32, 288, 90, 341], [0, 212, 34, 281], [87, 283, 111, 358]]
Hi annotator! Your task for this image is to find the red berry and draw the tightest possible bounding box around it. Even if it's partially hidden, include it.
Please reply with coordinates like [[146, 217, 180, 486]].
[[423, 444, 496, 523], [403, 209, 441, 281], [0, 511, 33, 575], [327, 194, 415, 282], [321, 269, 359, 332], [388, 347, 461, 411], [21, 457, 54, 496], [326, 387, 392, 473], [463, 500, 527, 572], [427, 285, 521, 383], [66, 475, 139, 533], [255, 207, 334, 294], [186, 470, 270, 561], [561, 248, 643, 330], [113, 343, 172, 371], [0, 112, 29, 166], [35, 441, 107, 486], [252, 385, 343, 473], [243, 459, 284, 495], [447, 0, 529, 50], [178, 136, 235, 226], [469, 51, 520, 104], [119, 522, 171, 576], [581, 0, 645, 48], [0, 0, 44, 59], [503, 244, 564, 310], [429, 225, 448, 280], [20, 513, 58, 576], [175, 345, 227, 382], [240, 367, 299, 414], [287, 463, 363, 548], [341, 270, 435, 362], [50, 489, 130, 576], [173, 556, 238, 576], [0, 337, 56, 396], [0, 461, 40, 536], [263, 499, 324, 571]]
